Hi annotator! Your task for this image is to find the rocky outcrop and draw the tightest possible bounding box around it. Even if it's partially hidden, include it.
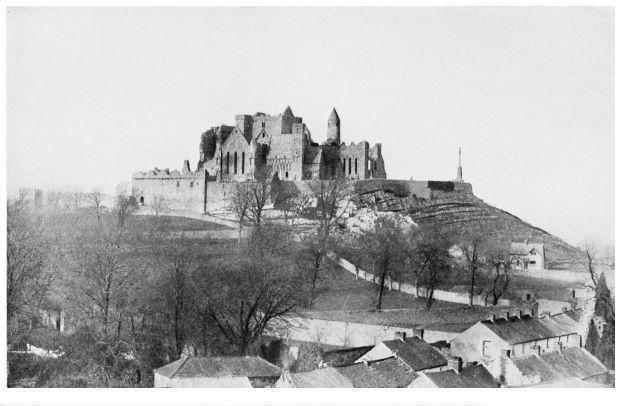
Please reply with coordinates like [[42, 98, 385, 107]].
[[353, 186, 582, 265]]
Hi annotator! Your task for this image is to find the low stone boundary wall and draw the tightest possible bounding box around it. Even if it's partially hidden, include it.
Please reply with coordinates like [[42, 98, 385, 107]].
[[330, 254, 512, 306]]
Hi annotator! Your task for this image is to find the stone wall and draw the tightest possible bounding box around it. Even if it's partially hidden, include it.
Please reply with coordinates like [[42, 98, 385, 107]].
[[340, 142, 368, 180], [132, 169, 206, 213]]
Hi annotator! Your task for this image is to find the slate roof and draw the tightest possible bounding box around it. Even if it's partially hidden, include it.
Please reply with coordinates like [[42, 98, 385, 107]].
[[510, 242, 544, 256], [287, 357, 417, 388], [481, 312, 579, 345], [423, 364, 499, 388], [382, 337, 448, 371], [336, 363, 392, 388], [283, 367, 354, 388], [511, 347, 608, 384], [322, 346, 374, 367], [154, 356, 280, 379], [365, 357, 418, 387]]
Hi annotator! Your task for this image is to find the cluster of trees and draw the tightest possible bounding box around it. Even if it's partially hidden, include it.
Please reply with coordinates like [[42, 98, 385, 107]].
[[6, 178, 345, 386], [345, 218, 515, 311]]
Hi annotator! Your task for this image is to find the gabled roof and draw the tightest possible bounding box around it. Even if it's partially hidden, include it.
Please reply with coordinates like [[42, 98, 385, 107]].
[[303, 146, 322, 165], [382, 337, 448, 371], [511, 242, 544, 256], [510, 347, 607, 384], [282, 367, 353, 388], [336, 363, 392, 388], [365, 357, 418, 387], [322, 346, 374, 367], [154, 356, 280, 379], [481, 312, 579, 345], [423, 364, 499, 388]]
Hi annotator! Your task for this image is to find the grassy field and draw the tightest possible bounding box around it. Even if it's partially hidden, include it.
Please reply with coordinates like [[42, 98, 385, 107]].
[[125, 215, 233, 232]]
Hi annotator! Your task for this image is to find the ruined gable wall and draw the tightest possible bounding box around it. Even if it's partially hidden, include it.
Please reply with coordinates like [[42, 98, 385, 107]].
[[220, 129, 254, 182], [266, 133, 304, 181], [368, 143, 386, 179], [340, 142, 369, 180]]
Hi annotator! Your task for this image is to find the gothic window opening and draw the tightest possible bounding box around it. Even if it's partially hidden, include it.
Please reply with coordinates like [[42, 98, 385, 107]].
[[285, 171, 289, 178], [226, 152, 230, 174], [355, 158, 358, 174], [234, 151, 238, 174], [190, 182, 193, 188], [348, 158, 352, 175], [242, 152, 245, 174]]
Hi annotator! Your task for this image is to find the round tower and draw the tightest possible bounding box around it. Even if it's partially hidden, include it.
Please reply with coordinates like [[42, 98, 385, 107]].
[[326, 108, 340, 145]]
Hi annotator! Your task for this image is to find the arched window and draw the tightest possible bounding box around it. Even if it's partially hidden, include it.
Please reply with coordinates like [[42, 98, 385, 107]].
[[234, 151, 238, 174], [226, 152, 230, 174], [242, 152, 245, 174], [348, 158, 352, 175], [355, 158, 358, 174]]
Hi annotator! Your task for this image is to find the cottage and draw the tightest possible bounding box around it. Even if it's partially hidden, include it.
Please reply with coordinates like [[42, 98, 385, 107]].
[[275, 357, 417, 388], [510, 242, 545, 270], [409, 359, 499, 388], [355, 332, 449, 373], [153, 356, 281, 388], [450, 310, 582, 363], [485, 346, 609, 387]]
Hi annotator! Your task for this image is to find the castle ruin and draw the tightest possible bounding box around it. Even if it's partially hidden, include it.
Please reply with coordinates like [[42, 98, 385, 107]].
[[132, 107, 388, 211]]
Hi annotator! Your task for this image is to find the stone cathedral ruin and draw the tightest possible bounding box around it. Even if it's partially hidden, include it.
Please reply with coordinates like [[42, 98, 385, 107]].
[[132, 106, 470, 213]]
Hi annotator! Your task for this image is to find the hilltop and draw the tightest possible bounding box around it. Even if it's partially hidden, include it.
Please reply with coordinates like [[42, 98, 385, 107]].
[[350, 179, 583, 267]]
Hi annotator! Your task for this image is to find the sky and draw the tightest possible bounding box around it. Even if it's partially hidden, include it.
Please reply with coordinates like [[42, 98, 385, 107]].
[[6, 7, 614, 247]]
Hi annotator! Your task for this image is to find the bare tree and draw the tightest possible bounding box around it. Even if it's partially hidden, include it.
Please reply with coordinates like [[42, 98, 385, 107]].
[[357, 216, 410, 310], [302, 179, 352, 294], [194, 225, 310, 355], [245, 168, 278, 229], [115, 183, 135, 231], [485, 244, 512, 306], [150, 194, 169, 231], [7, 201, 53, 343], [151, 236, 197, 358], [459, 226, 488, 307], [416, 223, 454, 309], [229, 182, 251, 243], [89, 188, 104, 223]]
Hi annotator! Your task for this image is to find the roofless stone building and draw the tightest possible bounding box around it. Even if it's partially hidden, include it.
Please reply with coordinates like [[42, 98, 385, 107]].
[[132, 106, 470, 213]]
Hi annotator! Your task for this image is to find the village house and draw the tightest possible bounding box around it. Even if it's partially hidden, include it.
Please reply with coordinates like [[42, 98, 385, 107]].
[[484, 346, 609, 387], [153, 356, 281, 388], [355, 332, 449, 373], [275, 357, 417, 388], [449, 310, 582, 363], [409, 360, 499, 388], [510, 242, 545, 270]]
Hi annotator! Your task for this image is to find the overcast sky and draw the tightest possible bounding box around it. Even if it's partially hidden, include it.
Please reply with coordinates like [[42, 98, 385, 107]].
[[6, 7, 614, 246]]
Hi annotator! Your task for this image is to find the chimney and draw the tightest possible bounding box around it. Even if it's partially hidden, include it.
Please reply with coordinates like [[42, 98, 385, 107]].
[[500, 310, 510, 320], [448, 356, 463, 373], [561, 306, 568, 313], [530, 345, 541, 356], [531, 302, 539, 318], [412, 329, 424, 340], [500, 349, 511, 359], [488, 314, 496, 323], [516, 309, 523, 319], [394, 332, 406, 342], [540, 311, 551, 318]]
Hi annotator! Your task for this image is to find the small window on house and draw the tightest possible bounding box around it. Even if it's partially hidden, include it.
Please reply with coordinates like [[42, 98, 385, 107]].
[[482, 340, 491, 357]]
